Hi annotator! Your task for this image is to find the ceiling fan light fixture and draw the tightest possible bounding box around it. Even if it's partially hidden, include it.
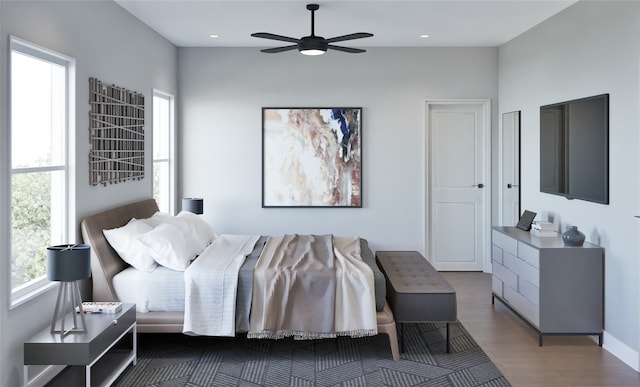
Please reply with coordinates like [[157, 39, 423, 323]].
[[298, 36, 328, 55], [251, 3, 373, 55], [300, 48, 326, 56]]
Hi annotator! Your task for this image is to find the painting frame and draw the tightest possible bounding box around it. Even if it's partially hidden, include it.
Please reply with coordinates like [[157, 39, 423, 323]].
[[262, 107, 363, 208]]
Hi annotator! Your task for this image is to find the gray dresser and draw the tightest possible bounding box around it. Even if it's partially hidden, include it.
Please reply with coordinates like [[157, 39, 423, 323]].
[[491, 226, 603, 346]]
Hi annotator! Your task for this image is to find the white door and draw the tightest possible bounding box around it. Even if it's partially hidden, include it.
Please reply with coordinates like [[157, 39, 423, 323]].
[[426, 100, 490, 271], [501, 111, 520, 226]]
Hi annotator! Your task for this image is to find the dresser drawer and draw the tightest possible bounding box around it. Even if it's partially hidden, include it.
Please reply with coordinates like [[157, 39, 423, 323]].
[[492, 230, 518, 256], [504, 286, 539, 327], [493, 261, 517, 290], [492, 276, 503, 297], [503, 253, 539, 287], [518, 242, 540, 268], [519, 279, 540, 305], [491, 245, 503, 264]]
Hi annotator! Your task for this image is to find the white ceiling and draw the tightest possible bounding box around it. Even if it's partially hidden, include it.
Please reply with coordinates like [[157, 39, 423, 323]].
[[115, 0, 577, 48]]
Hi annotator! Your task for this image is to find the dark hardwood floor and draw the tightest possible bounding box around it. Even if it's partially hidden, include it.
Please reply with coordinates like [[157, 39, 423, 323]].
[[441, 272, 640, 387]]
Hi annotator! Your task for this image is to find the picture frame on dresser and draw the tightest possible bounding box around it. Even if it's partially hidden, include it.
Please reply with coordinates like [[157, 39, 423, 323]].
[[261, 107, 362, 208], [515, 210, 536, 231]]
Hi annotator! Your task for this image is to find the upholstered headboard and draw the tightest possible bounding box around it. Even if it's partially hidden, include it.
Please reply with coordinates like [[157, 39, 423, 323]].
[[80, 199, 159, 302]]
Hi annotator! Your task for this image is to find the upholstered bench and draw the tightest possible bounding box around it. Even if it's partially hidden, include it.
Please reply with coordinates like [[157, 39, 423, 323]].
[[376, 251, 457, 353]]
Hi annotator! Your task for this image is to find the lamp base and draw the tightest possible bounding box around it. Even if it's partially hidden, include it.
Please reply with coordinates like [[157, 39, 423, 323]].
[[51, 281, 87, 336]]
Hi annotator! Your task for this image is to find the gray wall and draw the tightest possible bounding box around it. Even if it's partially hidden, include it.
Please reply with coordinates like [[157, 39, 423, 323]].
[[178, 47, 499, 254], [0, 1, 177, 385], [499, 1, 640, 365]]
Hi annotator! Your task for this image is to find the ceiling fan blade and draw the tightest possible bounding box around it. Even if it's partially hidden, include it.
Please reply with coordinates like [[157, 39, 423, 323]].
[[261, 45, 298, 54], [251, 32, 299, 44], [327, 45, 366, 54], [326, 33, 373, 44]]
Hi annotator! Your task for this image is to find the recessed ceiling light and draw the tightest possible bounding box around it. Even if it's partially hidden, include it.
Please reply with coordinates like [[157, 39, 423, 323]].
[[209, 34, 219, 38], [420, 34, 429, 38]]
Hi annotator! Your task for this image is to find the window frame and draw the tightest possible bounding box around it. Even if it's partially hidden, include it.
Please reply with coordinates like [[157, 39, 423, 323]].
[[8, 36, 76, 308], [152, 89, 176, 214]]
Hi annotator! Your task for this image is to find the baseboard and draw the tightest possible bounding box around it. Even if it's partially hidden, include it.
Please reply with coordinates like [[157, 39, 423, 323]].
[[603, 330, 639, 372], [26, 365, 66, 387]]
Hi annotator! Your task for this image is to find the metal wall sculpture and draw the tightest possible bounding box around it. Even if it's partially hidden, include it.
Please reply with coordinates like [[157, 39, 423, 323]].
[[89, 77, 145, 186]]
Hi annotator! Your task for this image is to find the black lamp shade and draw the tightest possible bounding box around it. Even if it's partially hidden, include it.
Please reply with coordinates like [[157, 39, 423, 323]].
[[182, 198, 204, 214], [47, 244, 91, 282]]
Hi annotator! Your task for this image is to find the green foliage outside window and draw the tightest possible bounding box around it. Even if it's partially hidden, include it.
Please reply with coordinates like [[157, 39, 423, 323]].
[[11, 171, 51, 288]]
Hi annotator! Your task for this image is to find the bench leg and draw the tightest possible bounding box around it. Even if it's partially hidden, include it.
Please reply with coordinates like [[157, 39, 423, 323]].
[[398, 323, 404, 353], [446, 322, 450, 353]]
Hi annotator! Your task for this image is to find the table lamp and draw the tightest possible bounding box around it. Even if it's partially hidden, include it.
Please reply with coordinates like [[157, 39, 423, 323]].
[[47, 244, 91, 336], [182, 197, 204, 214]]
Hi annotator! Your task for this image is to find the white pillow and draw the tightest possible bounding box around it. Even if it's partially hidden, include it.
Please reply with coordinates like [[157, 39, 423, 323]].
[[103, 218, 157, 272], [176, 210, 216, 250], [137, 223, 199, 271], [145, 211, 173, 227], [145, 210, 215, 256]]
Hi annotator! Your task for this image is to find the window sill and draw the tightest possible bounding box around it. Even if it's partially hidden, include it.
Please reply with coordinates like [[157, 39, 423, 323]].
[[11, 282, 57, 310]]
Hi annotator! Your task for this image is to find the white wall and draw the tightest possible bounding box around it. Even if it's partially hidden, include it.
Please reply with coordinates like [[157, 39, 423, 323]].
[[178, 47, 498, 254], [499, 1, 640, 367], [0, 1, 177, 385]]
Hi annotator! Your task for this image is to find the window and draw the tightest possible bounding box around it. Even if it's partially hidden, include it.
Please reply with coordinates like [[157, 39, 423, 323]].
[[9, 37, 74, 306], [152, 91, 175, 214]]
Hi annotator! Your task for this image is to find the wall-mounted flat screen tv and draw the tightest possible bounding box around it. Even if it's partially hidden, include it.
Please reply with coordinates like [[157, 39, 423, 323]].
[[540, 94, 609, 204]]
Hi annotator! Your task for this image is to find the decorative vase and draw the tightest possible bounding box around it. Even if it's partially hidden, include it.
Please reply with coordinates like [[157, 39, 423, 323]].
[[562, 226, 585, 247]]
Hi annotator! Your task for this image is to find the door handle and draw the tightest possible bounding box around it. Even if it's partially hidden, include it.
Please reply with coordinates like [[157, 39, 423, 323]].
[[507, 184, 519, 189], [472, 183, 484, 188]]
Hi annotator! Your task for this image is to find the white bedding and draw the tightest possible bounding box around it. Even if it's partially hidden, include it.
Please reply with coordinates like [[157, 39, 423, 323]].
[[113, 265, 185, 313], [111, 235, 263, 329], [183, 234, 260, 336], [111, 234, 376, 338]]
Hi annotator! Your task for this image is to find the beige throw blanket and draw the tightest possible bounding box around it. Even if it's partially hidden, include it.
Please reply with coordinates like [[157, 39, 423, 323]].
[[249, 234, 377, 339]]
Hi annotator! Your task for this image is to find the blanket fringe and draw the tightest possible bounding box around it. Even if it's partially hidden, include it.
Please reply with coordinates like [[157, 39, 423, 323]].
[[336, 328, 378, 338], [248, 330, 335, 340], [248, 328, 378, 340]]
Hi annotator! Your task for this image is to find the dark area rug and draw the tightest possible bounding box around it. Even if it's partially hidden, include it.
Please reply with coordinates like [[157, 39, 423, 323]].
[[114, 322, 510, 386]]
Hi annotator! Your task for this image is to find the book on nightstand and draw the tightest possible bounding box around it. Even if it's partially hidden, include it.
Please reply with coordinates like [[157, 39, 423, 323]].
[[80, 301, 122, 314]]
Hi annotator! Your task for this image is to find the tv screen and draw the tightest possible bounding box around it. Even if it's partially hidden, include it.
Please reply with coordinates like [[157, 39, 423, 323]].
[[540, 94, 609, 204]]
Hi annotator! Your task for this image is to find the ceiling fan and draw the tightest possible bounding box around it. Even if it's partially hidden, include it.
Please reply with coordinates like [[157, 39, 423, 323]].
[[251, 3, 373, 55]]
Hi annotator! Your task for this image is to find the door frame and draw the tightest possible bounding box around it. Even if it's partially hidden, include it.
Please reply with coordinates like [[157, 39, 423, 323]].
[[424, 99, 492, 272]]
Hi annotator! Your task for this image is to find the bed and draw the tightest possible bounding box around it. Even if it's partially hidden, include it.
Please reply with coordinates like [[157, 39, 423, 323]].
[[80, 199, 399, 359]]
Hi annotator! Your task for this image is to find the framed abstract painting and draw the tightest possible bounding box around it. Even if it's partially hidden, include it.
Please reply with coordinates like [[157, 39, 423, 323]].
[[262, 107, 362, 208]]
